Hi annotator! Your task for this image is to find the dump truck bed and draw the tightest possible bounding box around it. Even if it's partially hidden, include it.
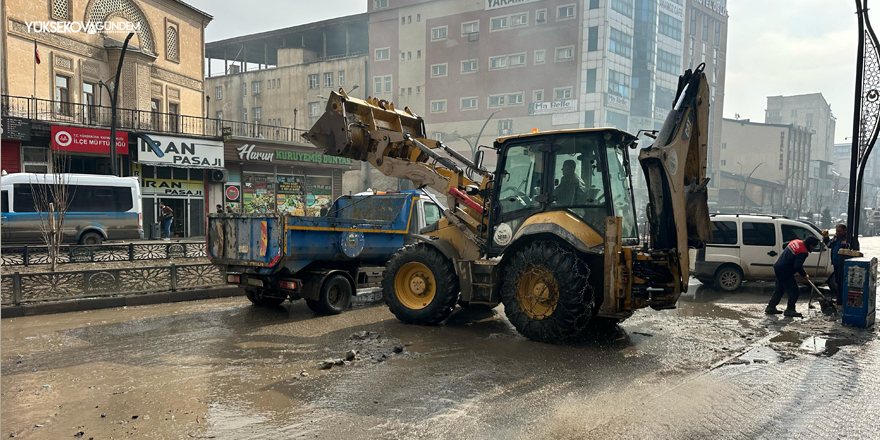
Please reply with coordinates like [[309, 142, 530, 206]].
[[206, 193, 421, 274]]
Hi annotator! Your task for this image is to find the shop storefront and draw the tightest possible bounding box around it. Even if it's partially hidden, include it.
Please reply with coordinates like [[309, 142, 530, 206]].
[[1, 117, 30, 173], [51, 125, 129, 175], [134, 134, 225, 238], [223, 138, 356, 215]]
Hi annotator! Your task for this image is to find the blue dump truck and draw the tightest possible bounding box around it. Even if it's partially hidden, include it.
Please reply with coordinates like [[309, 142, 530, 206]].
[[207, 191, 442, 314]]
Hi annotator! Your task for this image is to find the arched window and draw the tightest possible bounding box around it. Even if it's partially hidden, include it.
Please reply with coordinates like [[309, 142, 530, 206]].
[[166, 26, 179, 62]]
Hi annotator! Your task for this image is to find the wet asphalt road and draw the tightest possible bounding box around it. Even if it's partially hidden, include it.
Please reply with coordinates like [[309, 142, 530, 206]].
[[3, 241, 879, 439]]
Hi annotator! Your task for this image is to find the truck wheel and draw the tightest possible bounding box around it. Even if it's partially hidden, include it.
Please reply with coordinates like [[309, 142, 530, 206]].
[[79, 231, 103, 246], [245, 288, 286, 307], [309, 274, 353, 315], [382, 243, 458, 325], [714, 266, 743, 292], [500, 241, 594, 343]]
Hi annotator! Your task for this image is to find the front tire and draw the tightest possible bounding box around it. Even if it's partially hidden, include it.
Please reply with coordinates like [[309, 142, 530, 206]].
[[500, 241, 594, 343], [714, 266, 743, 292], [382, 243, 459, 325]]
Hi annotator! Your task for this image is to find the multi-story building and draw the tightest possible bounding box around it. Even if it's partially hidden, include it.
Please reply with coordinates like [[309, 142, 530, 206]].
[[765, 93, 836, 163], [720, 118, 812, 217], [683, 0, 728, 202], [368, 0, 584, 167]]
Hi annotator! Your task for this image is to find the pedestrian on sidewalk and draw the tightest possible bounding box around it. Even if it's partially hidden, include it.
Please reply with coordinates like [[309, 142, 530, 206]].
[[216, 204, 224, 213], [159, 201, 174, 241], [766, 235, 820, 318], [822, 223, 847, 305]]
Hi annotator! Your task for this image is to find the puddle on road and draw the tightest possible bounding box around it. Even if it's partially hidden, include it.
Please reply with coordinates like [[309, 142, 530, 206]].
[[770, 332, 855, 357]]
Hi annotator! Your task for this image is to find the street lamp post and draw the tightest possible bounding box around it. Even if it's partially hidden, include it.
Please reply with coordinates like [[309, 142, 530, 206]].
[[472, 109, 502, 160], [740, 162, 763, 211], [104, 32, 135, 176]]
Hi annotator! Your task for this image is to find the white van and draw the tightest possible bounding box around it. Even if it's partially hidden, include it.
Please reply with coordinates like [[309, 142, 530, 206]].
[[1, 173, 143, 245], [693, 214, 833, 291]]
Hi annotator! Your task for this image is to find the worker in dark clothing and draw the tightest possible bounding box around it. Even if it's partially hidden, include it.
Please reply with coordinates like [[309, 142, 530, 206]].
[[822, 223, 847, 305], [765, 235, 820, 318]]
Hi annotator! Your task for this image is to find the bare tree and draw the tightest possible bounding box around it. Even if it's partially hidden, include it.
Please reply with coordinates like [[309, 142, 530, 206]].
[[29, 151, 74, 272]]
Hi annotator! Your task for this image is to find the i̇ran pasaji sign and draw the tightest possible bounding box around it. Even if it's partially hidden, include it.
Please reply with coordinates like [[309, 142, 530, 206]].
[[138, 135, 225, 169]]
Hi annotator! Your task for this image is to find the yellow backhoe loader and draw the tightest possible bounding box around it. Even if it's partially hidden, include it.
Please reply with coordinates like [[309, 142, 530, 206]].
[[305, 64, 712, 343]]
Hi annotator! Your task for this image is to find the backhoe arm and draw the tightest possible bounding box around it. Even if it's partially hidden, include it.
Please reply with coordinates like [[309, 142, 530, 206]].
[[638, 64, 712, 292]]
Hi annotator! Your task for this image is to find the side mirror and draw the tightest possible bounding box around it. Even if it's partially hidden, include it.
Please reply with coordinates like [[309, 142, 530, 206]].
[[474, 150, 485, 170]]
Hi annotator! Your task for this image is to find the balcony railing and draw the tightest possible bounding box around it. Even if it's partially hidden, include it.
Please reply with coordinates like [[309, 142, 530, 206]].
[[1, 95, 310, 144]]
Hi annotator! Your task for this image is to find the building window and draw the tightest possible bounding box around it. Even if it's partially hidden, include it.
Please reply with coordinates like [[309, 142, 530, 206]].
[[690, 9, 697, 35], [509, 53, 526, 67], [605, 110, 628, 130], [512, 13, 528, 27], [720, 159, 726, 166], [308, 74, 319, 89], [166, 25, 179, 62], [401, 87, 406, 96], [554, 87, 572, 100], [408, 87, 412, 95], [243, 108, 247, 122], [657, 49, 681, 75], [536, 9, 546, 23], [407, 51, 412, 60], [655, 85, 675, 109], [586, 68, 597, 93], [216, 111, 223, 119], [374, 77, 382, 94], [806, 114, 813, 127], [462, 20, 479, 35], [721, 143, 727, 149], [609, 28, 632, 59], [416, 86, 421, 94], [324, 72, 333, 88], [588, 26, 599, 51], [309, 102, 320, 117], [491, 16, 508, 31], [82, 82, 95, 108], [253, 107, 262, 122], [702, 16, 709, 41], [55, 74, 71, 116], [168, 102, 179, 132], [375, 48, 390, 60], [461, 97, 477, 110], [417, 50, 422, 58], [555, 46, 574, 61], [408, 15, 412, 24], [659, 12, 682, 41], [52, 0, 70, 20], [608, 69, 631, 98], [714, 21, 721, 45], [584, 110, 595, 128], [215, 86, 223, 100], [534, 49, 545, 64], [385, 76, 392, 94], [490, 56, 507, 70], [374, 0, 388, 9], [431, 26, 447, 41], [401, 17, 405, 26], [430, 100, 447, 113], [611, 0, 633, 18], [401, 51, 406, 61], [589, 0, 599, 9], [22, 146, 49, 173], [498, 119, 513, 136], [431, 63, 448, 77], [417, 14, 421, 22], [252, 81, 262, 94], [338, 71, 345, 86], [508, 92, 524, 105], [557, 4, 575, 20], [489, 94, 506, 107], [462, 59, 478, 73], [533, 90, 544, 102]]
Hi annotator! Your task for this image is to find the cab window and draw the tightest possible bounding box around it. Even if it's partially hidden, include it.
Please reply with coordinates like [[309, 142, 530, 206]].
[[742, 222, 776, 246], [604, 143, 636, 238], [782, 224, 820, 250], [709, 220, 737, 244], [497, 143, 543, 215], [423, 202, 440, 225]]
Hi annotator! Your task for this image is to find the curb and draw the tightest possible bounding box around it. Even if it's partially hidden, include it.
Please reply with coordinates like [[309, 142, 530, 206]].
[[0, 286, 244, 318]]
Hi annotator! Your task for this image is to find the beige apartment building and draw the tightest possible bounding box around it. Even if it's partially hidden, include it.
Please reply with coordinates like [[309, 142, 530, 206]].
[[1, 0, 212, 119], [720, 118, 812, 217]]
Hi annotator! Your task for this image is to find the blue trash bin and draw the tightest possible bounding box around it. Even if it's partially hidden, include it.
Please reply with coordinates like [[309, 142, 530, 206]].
[[841, 257, 877, 328]]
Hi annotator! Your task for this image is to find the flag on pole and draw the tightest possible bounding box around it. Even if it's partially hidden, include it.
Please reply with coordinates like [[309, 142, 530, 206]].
[[34, 40, 41, 64]]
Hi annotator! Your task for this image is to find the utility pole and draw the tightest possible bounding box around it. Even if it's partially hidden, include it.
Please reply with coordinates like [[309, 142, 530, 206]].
[[107, 32, 135, 177], [739, 162, 763, 211]]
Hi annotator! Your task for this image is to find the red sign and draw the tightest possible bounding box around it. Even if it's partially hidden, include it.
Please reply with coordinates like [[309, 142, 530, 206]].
[[225, 185, 240, 201], [51, 126, 128, 154]]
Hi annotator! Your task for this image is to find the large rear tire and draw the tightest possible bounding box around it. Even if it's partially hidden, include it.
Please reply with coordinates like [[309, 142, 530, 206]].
[[311, 274, 352, 315], [500, 241, 594, 343], [245, 288, 286, 307], [382, 243, 459, 325]]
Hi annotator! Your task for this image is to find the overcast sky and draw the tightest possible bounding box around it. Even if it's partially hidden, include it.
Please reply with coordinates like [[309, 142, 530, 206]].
[[191, 0, 861, 143]]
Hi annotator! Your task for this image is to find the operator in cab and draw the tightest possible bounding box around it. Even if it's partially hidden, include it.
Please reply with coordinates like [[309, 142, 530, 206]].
[[765, 235, 820, 318], [555, 159, 585, 205]]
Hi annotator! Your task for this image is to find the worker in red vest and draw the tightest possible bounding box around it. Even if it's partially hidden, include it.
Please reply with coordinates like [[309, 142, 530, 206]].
[[765, 235, 820, 318]]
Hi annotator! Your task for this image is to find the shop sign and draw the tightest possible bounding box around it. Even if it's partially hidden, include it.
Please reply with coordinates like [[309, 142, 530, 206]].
[[237, 144, 274, 162], [605, 94, 630, 112], [225, 185, 240, 201], [51, 126, 128, 154], [659, 0, 683, 17], [529, 99, 578, 116], [222, 127, 232, 142], [141, 178, 204, 196], [2, 117, 31, 141], [485, 0, 541, 10], [138, 135, 224, 168], [275, 150, 352, 166], [231, 142, 353, 168]]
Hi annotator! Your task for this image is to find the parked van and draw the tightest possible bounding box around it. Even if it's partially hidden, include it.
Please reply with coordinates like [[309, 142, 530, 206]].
[[1, 173, 143, 245], [693, 214, 832, 292]]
